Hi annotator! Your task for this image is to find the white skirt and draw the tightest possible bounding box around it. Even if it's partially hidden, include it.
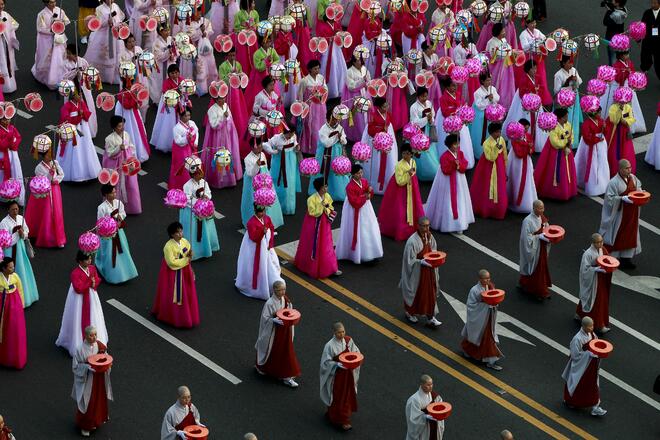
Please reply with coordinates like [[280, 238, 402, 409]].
[[503, 91, 549, 152], [644, 117, 660, 170], [55, 285, 108, 357], [115, 103, 150, 162], [506, 153, 537, 213], [150, 97, 177, 153], [361, 125, 398, 195], [575, 138, 609, 196], [336, 199, 383, 263], [424, 170, 474, 233], [57, 121, 102, 182], [435, 114, 475, 169], [234, 234, 282, 301]]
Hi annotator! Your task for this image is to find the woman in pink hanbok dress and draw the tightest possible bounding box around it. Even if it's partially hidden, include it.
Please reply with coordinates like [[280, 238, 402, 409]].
[[129, 0, 162, 49], [421, 42, 442, 111], [151, 64, 182, 153], [244, 36, 280, 117], [477, 0, 518, 51], [147, 26, 178, 105], [31, 1, 70, 89], [85, 0, 125, 85], [218, 49, 250, 158], [291, 0, 314, 76], [430, 4, 455, 59], [317, 12, 347, 100], [486, 23, 515, 109], [168, 109, 199, 191], [0, 117, 24, 205], [201, 94, 243, 188], [62, 46, 98, 139], [298, 60, 328, 155], [172, 7, 217, 96], [384, 56, 411, 132], [102, 116, 142, 215], [115, 80, 150, 163], [0, 257, 26, 369], [342, 56, 370, 143], [118, 35, 149, 118], [233, 0, 259, 76], [207, 0, 239, 40]]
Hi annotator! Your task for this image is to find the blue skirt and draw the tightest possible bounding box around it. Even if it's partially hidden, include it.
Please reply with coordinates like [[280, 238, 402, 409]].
[[566, 102, 583, 149], [416, 125, 440, 181], [307, 141, 349, 201], [95, 230, 138, 284], [4, 241, 39, 307], [270, 149, 301, 215], [470, 107, 488, 159], [241, 171, 284, 228], [180, 207, 220, 260]]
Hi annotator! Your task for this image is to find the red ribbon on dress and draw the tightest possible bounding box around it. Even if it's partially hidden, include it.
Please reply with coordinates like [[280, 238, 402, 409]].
[[0, 147, 12, 179], [516, 150, 528, 206], [378, 150, 388, 191], [449, 164, 459, 219]]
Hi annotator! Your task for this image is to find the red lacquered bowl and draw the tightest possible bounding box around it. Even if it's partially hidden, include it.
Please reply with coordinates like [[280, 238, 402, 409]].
[[338, 351, 364, 370], [588, 339, 613, 358], [542, 225, 565, 243], [597, 255, 620, 273], [481, 289, 505, 306], [426, 401, 453, 421], [87, 353, 113, 373], [628, 190, 651, 206], [184, 424, 209, 440], [276, 308, 301, 326], [424, 251, 447, 268]]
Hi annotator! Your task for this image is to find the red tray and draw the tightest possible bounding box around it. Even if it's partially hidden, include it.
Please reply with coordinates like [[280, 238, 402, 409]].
[[481, 289, 505, 306], [426, 401, 453, 421], [87, 353, 113, 373], [276, 308, 301, 326], [542, 225, 565, 243], [588, 339, 613, 358], [628, 190, 651, 206], [184, 425, 209, 440], [597, 255, 620, 273], [424, 251, 447, 268], [338, 351, 364, 370]]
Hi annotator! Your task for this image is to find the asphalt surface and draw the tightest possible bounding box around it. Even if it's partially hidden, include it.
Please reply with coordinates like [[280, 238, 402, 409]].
[[0, 1, 658, 439]]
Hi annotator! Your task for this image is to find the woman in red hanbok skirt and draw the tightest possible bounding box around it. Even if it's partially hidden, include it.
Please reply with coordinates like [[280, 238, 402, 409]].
[[470, 123, 509, 219], [233, 0, 259, 76], [291, 0, 314, 76], [605, 102, 637, 177], [168, 110, 199, 191], [218, 49, 250, 158]]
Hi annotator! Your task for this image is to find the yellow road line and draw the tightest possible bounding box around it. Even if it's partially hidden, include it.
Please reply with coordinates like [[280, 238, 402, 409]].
[[277, 249, 597, 440]]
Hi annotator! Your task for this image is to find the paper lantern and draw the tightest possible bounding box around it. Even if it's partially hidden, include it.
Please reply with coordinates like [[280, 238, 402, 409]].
[[264, 110, 283, 128], [24, 92, 44, 112], [628, 21, 647, 41], [587, 79, 607, 96], [436, 56, 454, 76], [450, 66, 469, 84], [443, 115, 463, 133], [32, 134, 52, 154], [583, 33, 600, 51], [176, 78, 195, 97], [488, 3, 504, 22], [248, 120, 267, 137], [164, 189, 187, 208], [253, 187, 276, 206], [506, 121, 525, 140], [0, 230, 10, 249], [174, 32, 191, 49], [537, 111, 558, 131], [29, 176, 51, 198], [353, 96, 371, 113], [94, 92, 115, 111], [403, 123, 421, 140], [299, 158, 320, 176], [428, 26, 447, 45], [351, 142, 372, 162], [628, 72, 648, 91], [279, 15, 296, 32], [58, 80, 76, 97], [256, 20, 273, 37], [78, 232, 101, 254], [464, 58, 482, 76], [58, 123, 77, 142], [376, 32, 393, 51], [285, 58, 300, 76], [112, 23, 131, 40], [485, 104, 506, 122], [551, 28, 569, 43], [334, 31, 353, 49], [152, 7, 169, 24], [556, 88, 576, 108], [0, 102, 15, 119], [411, 133, 430, 152], [414, 70, 433, 87], [193, 199, 215, 220], [368, 0, 382, 16], [562, 39, 578, 57], [470, 0, 487, 17], [213, 148, 232, 171], [457, 105, 476, 124], [288, 3, 306, 20], [209, 80, 228, 99], [51, 19, 65, 34], [609, 33, 630, 52], [136, 51, 156, 75], [514, 1, 529, 18], [613, 86, 633, 104], [386, 58, 405, 74], [96, 216, 118, 238], [495, 41, 512, 60], [120, 157, 141, 176], [456, 9, 473, 26], [597, 65, 616, 83], [163, 90, 180, 108], [119, 61, 136, 79], [521, 93, 542, 112], [175, 4, 193, 23], [332, 104, 350, 121], [373, 132, 393, 152], [0, 179, 20, 201], [366, 79, 387, 97], [331, 156, 352, 175], [290, 100, 307, 117], [252, 173, 273, 190], [580, 95, 600, 114], [310, 85, 329, 104], [179, 43, 198, 60], [86, 16, 101, 32], [97, 168, 119, 186], [353, 44, 370, 61], [269, 63, 286, 80], [475, 52, 490, 71], [82, 67, 102, 91]]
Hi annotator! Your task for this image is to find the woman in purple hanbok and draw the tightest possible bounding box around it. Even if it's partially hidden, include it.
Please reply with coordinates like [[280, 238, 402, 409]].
[[31, 1, 70, 89], [342, 56, 370, 143], [102, 116, 142, 215], [201, 94, 243, 188], [84, 0, 125, 85], [486, 23, 515, 109]]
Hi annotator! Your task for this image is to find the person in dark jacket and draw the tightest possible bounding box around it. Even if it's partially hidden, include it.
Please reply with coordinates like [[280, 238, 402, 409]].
[[603, 0, 629, 65], [640, 0, 660, 79]]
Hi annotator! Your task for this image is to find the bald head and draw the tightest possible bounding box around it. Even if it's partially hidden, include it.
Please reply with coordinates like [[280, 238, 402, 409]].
[[420, 374, 432, 385], [244, 434, 258, 440], [619, 159, 631, 170], [500, 430, 514, 440], [618, 159, 632, 178], [177, 386, 190, 397], [591, 233, 602, 243], [532, 199, 545, 216]]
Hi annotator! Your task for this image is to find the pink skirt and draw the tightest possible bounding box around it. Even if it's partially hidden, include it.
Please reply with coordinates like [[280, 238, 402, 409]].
[[168, 143, 194, 190], [300, 91, 326, 154], [24, 183, 66, 248], [470, 155, 508, 219], [490, 59, 515, 109], [202, 120, 244, 188], [341, 86, 367, 142], [233, 33, 257, 76], [152, 260, 199, 328], [378, 175, 425, 241], [102, 151, 142, 214], [534, 141, 578, 201], [0, 291, 27, 369], [387, 86, 409, 132], [294, 213, 338, 279], [226, 88, 250, 159]]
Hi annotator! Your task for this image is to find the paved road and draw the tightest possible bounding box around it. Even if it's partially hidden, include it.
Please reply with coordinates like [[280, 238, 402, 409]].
[[0, 1, 658, 439]]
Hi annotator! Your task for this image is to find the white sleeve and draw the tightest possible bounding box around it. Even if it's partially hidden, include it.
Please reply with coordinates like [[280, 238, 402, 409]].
[[410, 103, 427, 127], [173, 125, 187, 146], [553, 71, 564, 94], [207, 106, 221, 128], [204, 181, 212, 200]]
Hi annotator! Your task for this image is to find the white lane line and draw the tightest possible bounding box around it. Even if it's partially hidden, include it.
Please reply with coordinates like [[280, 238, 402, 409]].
[[579, 192, 660, 236], [15, 109, 33, 119], [94, 146, 148, 176], [106, 298, 242, 385], [451, 232, 660, 352], [275, 228, 341, 258], [158, 182, 225, 219]]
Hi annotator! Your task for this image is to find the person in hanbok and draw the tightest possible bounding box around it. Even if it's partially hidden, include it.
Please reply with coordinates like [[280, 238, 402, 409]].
[[470, 74, 500, 158], [85, 0, 125, 85], [25, 144, 66, 248], [506, 119, 538, 213], [235, 205, 282, 300], [295, 178, 342, 278], [152, 222, 200, 328], [452, 36, 479, 105], [207, 0, 238, 39], [605, 99, 637, 176], [298, 60, 327, 154], [233, 0, 259, 76], [309, 109, 350, 202], [63, 44, 98, 139], [201, 93, 243, 188], [425, 135, 474, 233], [0, 203, 38, 307], [477, 0, 518, 51], [518, 18, 552, 106], [180, 162, 220, 260], [56, 251, 108, 357], [384, 56, 411, 131], [358, 7, 382, 78], [129, 0, 162, 49], [534, 108, 578, 201], [0, 2, 20, 94], [460, 269, 504, 371], [398, 2, 426, 59], [254, 280, 300, 387], [344, 0, 363, 56], [430, 3, 455, 59], [601, 49, 646, 134], [420, 43, 442, 110], [0, 257, 25, 369], [147, 26, 177, 104], [0, 117, 24, 205], [470, 123, 509, 219], [553, 56, 582, 149], [252, 75, 284, 140], [405, 375, 445, 440], [103, 116, 142, 214], [361, 97, 398, 195], [31, 0, 70, 88], [173, 6, 217, 96], [72, 325, 113, 437], [576, 234, 612, 334], [317, 13, 347, 100], [273, 25, 299, 108], [218, 49, 250, 158], [244, 36, 280, 114], [151, 65, 182, 153], [486, 23, 515, 109], [410, 87, 440, 182], [58, 90, 102, 182], [265, 129, 300, 215], [342, 57, 370, 143], [95, 184, 138, 285], [436, 79, 475, 168], [644, 102, 660, 170], [290, 0, 314, 76], [168, 109, 198, 191], [562, 317, 608, 416], [241, 139, 284, 228], [114, 79, 150, 163], [575, 106, 609, 196], [379, 144, 425, 241], [336, 164, 383, 264], [319, 322, 360, 431], [518, 200, 552, 300]]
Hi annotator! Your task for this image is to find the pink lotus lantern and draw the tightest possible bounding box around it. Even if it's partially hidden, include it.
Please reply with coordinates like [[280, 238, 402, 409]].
[[464, 58, 482, 76], [0, 179, 21, 201], [252, 173, 273, 190], [450, 66, 469, 84], [628, 21, 647, 41], [78, 232, 101, 254], [628, 72, 648, 91], [253, 188, 276, 206], [538, 112, 558, 131], [0, 230, 12, 249], [613, 87, 633, 104], [351, 142, 372, 162], [587, 79, 607, 96], [556, 88, 576, 108], [485, 104, 506, 122], [299, 158, 320, 176], [403, 122, 421, 140], [331, 156, 352, 175], [193, 199, 215, 220], [580, 95, 601, 113], [609, 34, 630, 52], [164, 189, 187, 208], [597, 65, 616, 83], [457, 106, 475, 124], [95, 216, 118, 238], [373, 132, 394, 152], [521, 93, 542, 112], [411, 133, 431, 152], [443, 115, 463, 133], [505, 121, 525, 140], [29, 176, 51, 198]]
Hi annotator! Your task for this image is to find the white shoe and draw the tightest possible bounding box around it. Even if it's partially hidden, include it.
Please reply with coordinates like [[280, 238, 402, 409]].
[[254, 365, 265, 376], [283, 378, 299, 388], [591, 406, 607, 416], [406, 313, 418, 323], [486, 362, 503, 371], [334, 270, 343, 276], [599, 327, 611, 334], [81, 430, 90, 437], [427, 317, 442, 327], [80, 37, 88, 45]]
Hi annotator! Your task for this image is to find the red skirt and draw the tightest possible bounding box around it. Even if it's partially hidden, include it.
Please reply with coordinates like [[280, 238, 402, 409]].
[[469, 155, 508, 219], [378, 176, 424, 241], [168, 143, 194, 191], [576, 273, 611, 329], [534, 142, 578, 201], [327, 368, 358, 426], [260, 325, 301, 379], [24, 183, 66, 248], [564, 358, 600, 408], [461, 314, 501, 361], [519, 242, 552, 299], [152, 260, 200, 328], [294, 214, 338, 279], [75, 372, 109, 431], [608, 203, 639, 251], [405, 266, 437, 316]]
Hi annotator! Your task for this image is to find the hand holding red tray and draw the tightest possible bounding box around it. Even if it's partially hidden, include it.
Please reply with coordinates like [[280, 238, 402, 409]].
[[588, 339, 613, 358], [597, 255, 620, 273], [183, 424, 209, 440], [275, 308, 301, 326], [338, 352, 364, 370], [481, 289, 505, 305], [542, 225, 565, 243], [426, 401, 452, 421], [628, 190, 651, 206], [87, 353, 113, 373], [423, 251, 447, 268]]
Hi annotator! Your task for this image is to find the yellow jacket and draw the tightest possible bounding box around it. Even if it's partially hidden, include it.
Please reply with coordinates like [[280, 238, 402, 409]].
[[608, 103, 635, 127], [549, 122, 572, 150], [163, 238, 192, 271], [0, 272, 24, 307], [307, 192, 334, 217]]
